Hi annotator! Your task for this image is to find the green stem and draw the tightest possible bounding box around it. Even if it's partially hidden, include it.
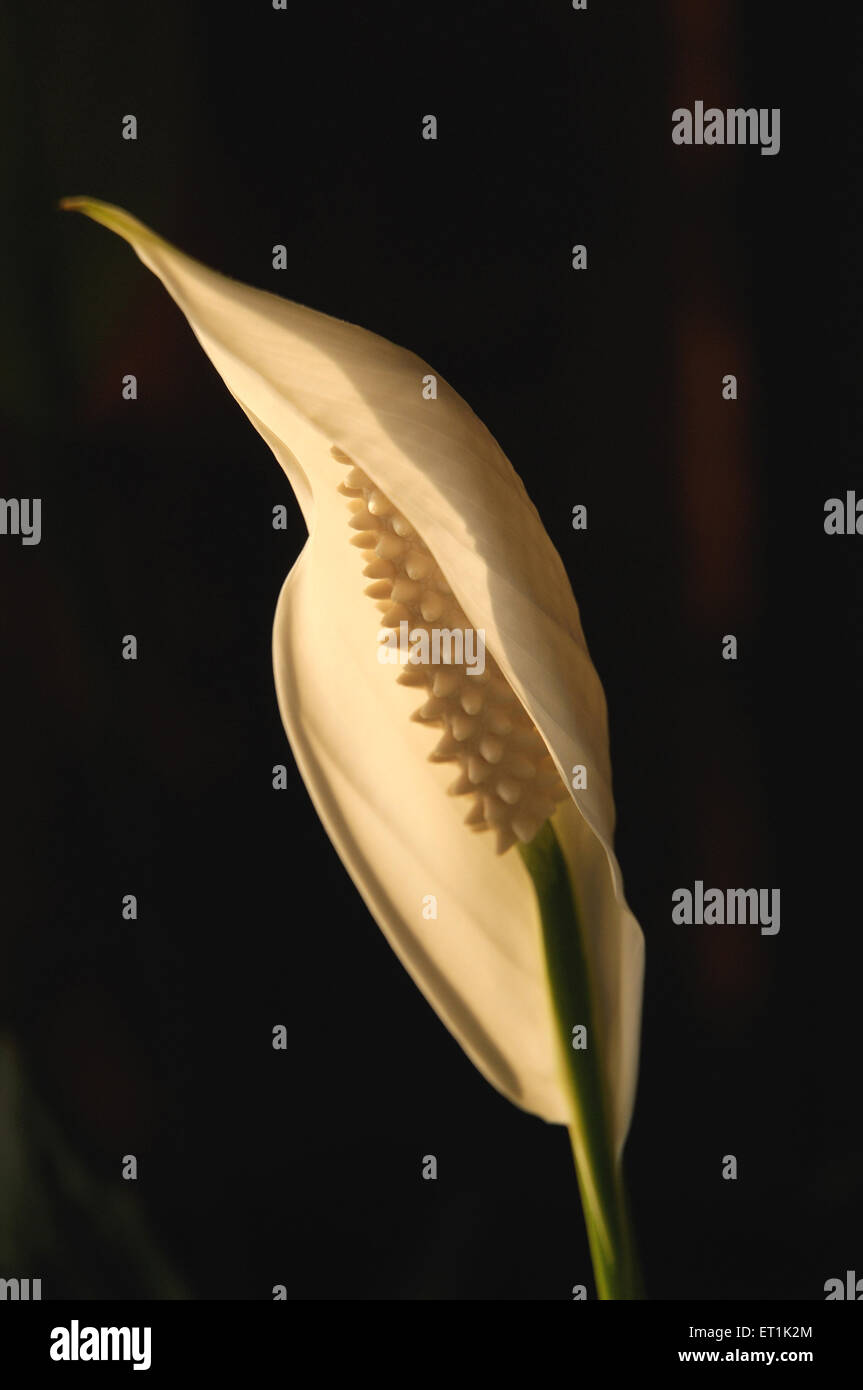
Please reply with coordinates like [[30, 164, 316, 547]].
[[519, 821, 643, 1300]]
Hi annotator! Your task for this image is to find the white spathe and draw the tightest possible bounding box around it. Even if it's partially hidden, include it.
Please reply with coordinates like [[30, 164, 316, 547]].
[[64, 199, 644, 1152]]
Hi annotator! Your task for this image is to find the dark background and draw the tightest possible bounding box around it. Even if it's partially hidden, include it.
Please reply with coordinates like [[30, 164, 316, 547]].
[[1, 0, 861, 1299]]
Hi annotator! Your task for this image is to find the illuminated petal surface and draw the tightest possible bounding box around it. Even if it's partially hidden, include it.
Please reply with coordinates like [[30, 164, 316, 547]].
[[63, 200, 644, 1149]]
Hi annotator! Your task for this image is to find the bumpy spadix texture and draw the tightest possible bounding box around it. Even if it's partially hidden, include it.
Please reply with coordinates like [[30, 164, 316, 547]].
[[338, 457, 567, 854], [62, 199, 644, 1151]]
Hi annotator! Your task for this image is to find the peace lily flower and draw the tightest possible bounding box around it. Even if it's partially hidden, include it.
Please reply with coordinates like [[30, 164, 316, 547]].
[[62, 198, 645, 1297]]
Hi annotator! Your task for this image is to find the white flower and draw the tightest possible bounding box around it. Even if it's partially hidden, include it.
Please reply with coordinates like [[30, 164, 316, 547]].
[[64, 199, 644, 1156]]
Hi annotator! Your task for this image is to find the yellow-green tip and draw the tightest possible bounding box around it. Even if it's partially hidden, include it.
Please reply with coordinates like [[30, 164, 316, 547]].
[[58, 197, 161, 251]]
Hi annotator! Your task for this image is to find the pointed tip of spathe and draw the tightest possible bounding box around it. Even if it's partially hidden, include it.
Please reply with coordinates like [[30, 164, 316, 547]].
[[59, 195, 122, 222], [58, 196, 161, 250]]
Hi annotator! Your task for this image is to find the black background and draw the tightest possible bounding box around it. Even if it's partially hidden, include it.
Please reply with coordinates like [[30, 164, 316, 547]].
[[1, 0, 861, 1300]]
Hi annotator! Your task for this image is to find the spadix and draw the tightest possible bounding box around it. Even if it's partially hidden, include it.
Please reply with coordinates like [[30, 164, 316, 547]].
[[338, 458, 567, 854]]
